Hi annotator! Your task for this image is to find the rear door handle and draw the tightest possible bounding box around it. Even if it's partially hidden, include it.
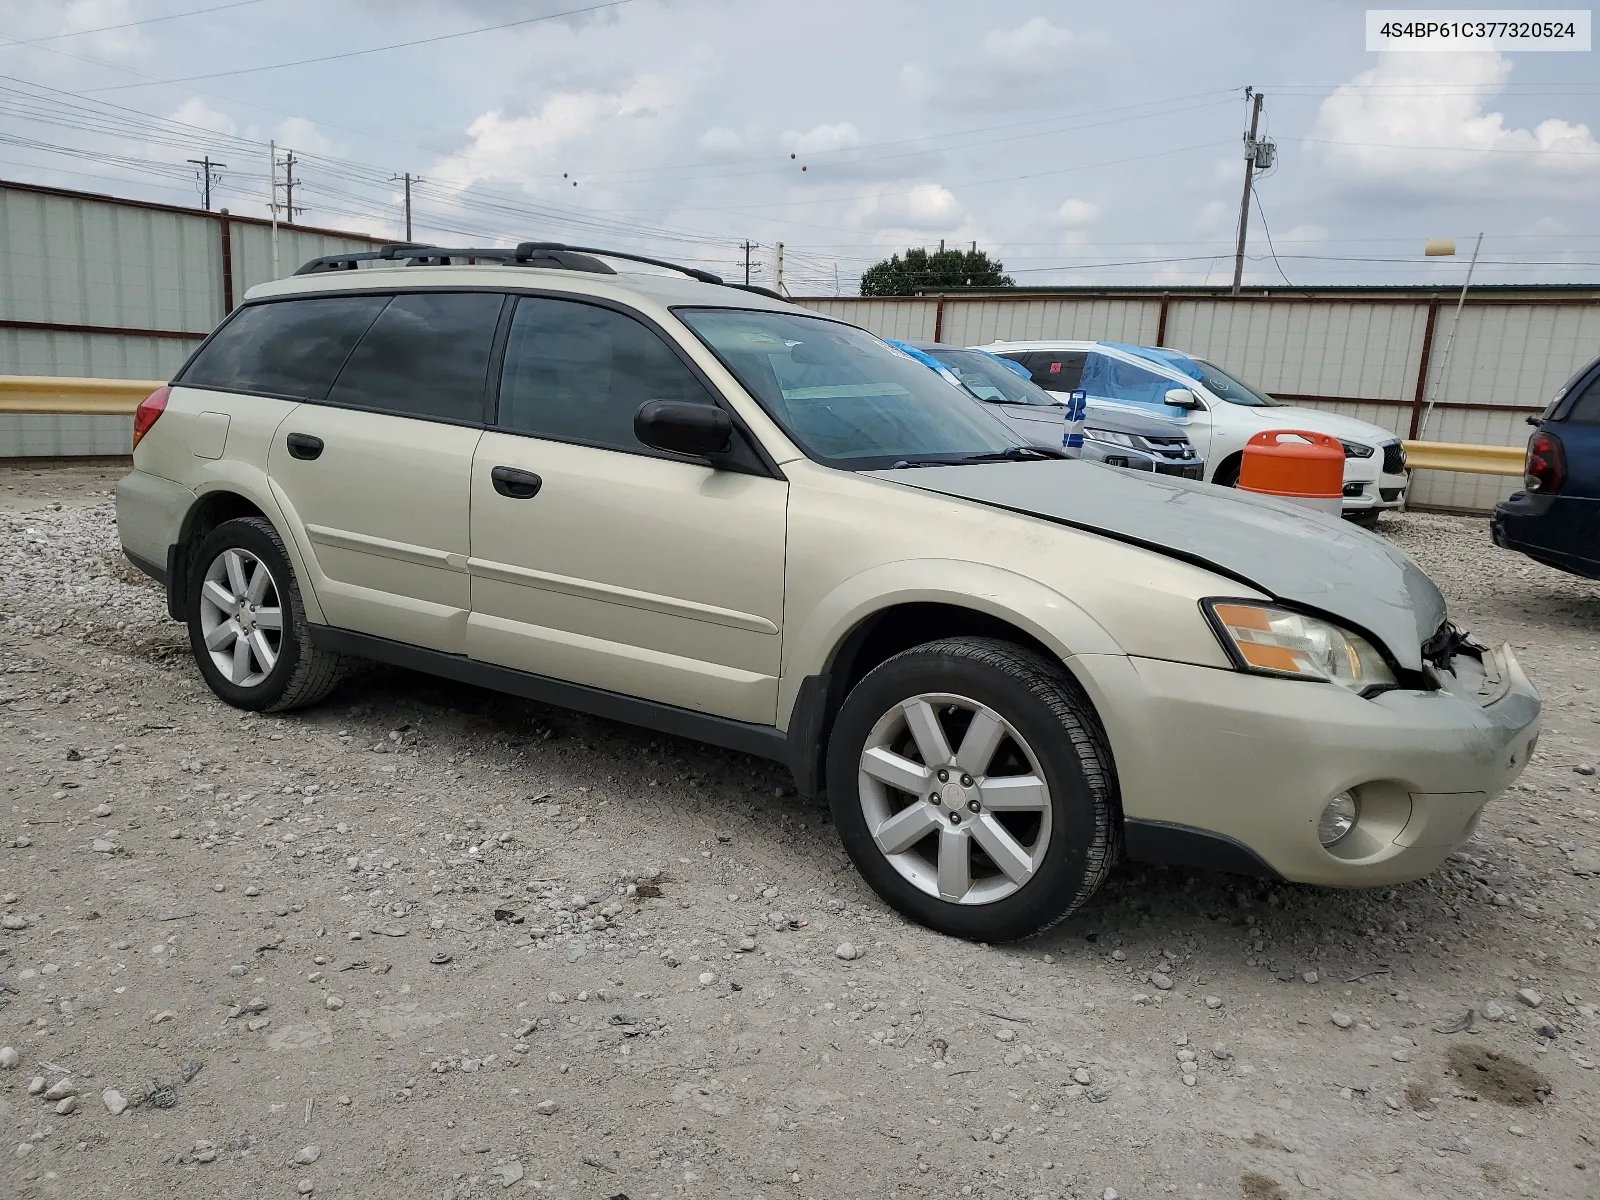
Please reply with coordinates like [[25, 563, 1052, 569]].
[[286, 433, 323, 460], [490, 466, 542, 499]]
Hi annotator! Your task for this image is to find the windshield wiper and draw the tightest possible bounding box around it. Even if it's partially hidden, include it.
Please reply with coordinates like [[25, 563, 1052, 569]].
[[953, 446, 1061, 463]]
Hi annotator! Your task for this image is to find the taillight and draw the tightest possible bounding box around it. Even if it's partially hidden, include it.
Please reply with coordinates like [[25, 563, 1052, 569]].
[[132, 385, 169, 448], [1524, 430, 1566, 494]]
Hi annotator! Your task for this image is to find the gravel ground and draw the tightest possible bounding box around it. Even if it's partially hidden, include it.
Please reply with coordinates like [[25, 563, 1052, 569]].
[[1, 462, 1597, 1200]]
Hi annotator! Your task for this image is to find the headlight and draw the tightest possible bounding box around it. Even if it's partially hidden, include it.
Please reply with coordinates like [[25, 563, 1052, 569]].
[[1204, 600, 1398, 693], [1339, 440, 1374, 459], [1085, 428, 1137, 448]]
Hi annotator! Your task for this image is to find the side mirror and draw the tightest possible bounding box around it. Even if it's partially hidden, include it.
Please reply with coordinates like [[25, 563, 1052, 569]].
[[634, 400, 733, 458], [1164, 387, 1203, 410]]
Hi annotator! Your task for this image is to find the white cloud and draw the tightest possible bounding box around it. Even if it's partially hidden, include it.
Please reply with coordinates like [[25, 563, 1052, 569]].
[[431, 74, 682, 192], [273, 117, 341, 159], [1053, 198, 1099, 225], [980, 16, 1074, 75], [847, 183, 968, 234], [167, 98, 237, 138], [786, 123, 863, 155], [1312, 51, 1600, 192], [697, 126, 745, 154]]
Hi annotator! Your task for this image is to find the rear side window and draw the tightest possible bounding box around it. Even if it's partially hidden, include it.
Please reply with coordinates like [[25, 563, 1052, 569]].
[[1012, 351, 1086, 390], [1565, 370, 1600, 424], [326, 292, 505, 422], [497, 297, 715, 453], [181, 296, 387, 400]]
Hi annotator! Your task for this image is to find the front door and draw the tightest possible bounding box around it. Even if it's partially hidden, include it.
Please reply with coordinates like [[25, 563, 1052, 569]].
[[267, 291, 505, 653], [467, 296, 787, 723]]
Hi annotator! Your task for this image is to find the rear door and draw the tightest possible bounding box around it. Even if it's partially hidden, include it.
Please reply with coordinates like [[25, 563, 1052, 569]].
[[266, 291, 505, 653], [467, 295, 787, 723]]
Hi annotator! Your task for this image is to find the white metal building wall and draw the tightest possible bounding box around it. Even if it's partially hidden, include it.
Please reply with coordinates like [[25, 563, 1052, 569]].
[[1, 181, 384, 457]]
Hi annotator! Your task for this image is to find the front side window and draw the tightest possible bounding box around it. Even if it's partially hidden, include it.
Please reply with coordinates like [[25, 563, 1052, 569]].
[[1191, 359, 1281, 407], [498, 297, 716, 453], [678, 309, 1024, 469], [928, 349, 1061, 407], [180, 295, 388, 400], [326, 291, 504, 422]]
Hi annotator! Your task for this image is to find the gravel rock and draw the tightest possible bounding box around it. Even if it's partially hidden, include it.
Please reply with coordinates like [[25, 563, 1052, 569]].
[[1, 913, 26, 929], [324, 996, 345, 1011], [101, 1089, 128, 1116], [995, 1028, 1016, 1043], [1073, 1068, 1092, 1085], [1482, 1001, 1508, 1021], [1331, 1012, 1354, 1029], [1204, 995, 1223, 1010], [55, 1095, 79, 1114], [1575, 763, 1596, 776], [835, 943, 859, 961], [1517, 988, 1543, 1009], [0, 1046, 18, 1069], [293, 1145, 321, 1165], [535, 1099, 559, 1115], [43, 1077, 77, 1101], [1150, 972, 1173, 991]]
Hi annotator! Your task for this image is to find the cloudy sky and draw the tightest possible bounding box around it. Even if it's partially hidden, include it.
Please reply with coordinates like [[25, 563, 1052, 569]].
[[2, 0, 1598, 292]]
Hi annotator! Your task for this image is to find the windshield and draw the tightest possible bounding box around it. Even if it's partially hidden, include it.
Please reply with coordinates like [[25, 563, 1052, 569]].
[[1193, 359, 1281, 407], [676, 309, 1025, 468], [927, 349, 1061, 407]]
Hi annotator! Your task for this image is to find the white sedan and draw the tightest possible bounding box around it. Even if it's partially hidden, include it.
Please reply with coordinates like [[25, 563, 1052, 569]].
[[982, 339, 1409, 524]]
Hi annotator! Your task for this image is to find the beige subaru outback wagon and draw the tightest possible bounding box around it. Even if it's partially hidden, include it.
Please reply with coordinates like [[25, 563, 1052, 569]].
[[116, 242, 1541, 941]]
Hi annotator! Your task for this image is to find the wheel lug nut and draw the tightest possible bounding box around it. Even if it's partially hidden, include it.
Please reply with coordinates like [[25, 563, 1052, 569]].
[[949, 812, 962, 825], [936, 769, 948, 783], [967, 800, 980, 813], [930, 794, 941, 806], [960, 774, 973, 787]]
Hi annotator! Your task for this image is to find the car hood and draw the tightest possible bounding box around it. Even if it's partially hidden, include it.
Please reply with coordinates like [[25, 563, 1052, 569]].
[[1235, 404, 1404, 447], [865, 459, 1444, 670]]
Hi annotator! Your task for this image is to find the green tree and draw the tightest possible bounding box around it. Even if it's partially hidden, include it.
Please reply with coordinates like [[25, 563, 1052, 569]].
[[858, 247, 1014, 296]]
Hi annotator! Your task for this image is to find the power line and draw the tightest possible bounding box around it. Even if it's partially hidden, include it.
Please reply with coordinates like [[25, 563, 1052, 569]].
[[1250, 187, 1292, 286], [0, 0, 263, 46], [84, 0, 636, 92]]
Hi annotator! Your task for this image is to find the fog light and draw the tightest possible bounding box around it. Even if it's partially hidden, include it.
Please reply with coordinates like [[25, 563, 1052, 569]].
[[1318, 793, 1358, 847]]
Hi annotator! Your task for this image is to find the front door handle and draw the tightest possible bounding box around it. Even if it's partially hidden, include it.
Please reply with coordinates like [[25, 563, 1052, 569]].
[[286, 433, 323, 460], [490, 466, 542, 499]]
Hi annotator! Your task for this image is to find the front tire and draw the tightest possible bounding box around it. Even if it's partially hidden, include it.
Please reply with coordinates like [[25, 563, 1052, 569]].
[[825, 637, 1118, 941], [186, 516, 346, 712]]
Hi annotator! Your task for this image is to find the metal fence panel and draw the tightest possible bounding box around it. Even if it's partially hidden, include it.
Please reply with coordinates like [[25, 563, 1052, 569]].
[[1423, 303, 1600, 420], [231, 223, 388, 297], [1165, 300, 1428, 403], [940, 297, 1161, 346], [801, 298, 938, 340], [0, 186, 219, 332]]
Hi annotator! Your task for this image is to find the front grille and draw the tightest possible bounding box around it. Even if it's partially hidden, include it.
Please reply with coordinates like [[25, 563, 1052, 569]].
[[1143, 436, 1196, 461], [1380, 487, 1404, 502], [1155, 462, 1205, 480], [1381, 441, 1406, 474]]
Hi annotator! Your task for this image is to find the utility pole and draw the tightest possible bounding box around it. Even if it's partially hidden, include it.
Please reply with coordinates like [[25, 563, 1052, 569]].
[[188, 156, 226, 211], [743, 239, 752, 286], [268, 139, 279, 279], [774, 242, 785, 296], [390, 173, 422, 241], [1418, 233, 1484, 440], [282, 150, 300, 223], [1231, 88, 1264, 296]]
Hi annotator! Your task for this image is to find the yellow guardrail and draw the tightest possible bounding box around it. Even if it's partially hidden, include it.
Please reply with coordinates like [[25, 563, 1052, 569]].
[[0, 375, 163, 415], [1401, 440, 1524, 477], [0, 377, 1532, 478]]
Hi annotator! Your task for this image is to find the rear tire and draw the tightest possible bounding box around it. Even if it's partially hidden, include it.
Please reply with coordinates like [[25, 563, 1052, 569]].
[[1212, 452, 1242, 488], [825, 637, 1118, 941], [186, 516, 346, 712]]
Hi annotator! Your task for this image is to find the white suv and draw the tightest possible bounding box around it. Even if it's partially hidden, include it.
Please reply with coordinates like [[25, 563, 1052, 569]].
[[117, 243, 1539, 941], [982, 340, 1410, 523]]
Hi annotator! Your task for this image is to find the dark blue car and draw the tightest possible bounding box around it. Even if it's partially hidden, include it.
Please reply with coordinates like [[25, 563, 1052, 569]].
[[1492, 353, 1600, 580]]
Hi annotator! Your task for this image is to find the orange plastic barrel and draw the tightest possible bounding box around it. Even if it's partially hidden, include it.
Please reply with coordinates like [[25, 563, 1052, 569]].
[[1237, 429, 1344, 515]]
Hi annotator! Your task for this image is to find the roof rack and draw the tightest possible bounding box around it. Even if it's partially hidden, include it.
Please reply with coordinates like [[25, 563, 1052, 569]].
[[293, 240, 788, 301]]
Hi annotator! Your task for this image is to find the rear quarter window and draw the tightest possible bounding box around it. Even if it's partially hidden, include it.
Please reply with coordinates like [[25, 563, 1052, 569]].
[[1013, 351, 1087, 390], [179, 296, 389, 400]]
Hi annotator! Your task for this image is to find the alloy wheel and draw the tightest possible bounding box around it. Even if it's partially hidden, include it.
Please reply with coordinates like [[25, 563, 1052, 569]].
[[857, 693, 1052, 905], [197, 547, 283, 687]]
